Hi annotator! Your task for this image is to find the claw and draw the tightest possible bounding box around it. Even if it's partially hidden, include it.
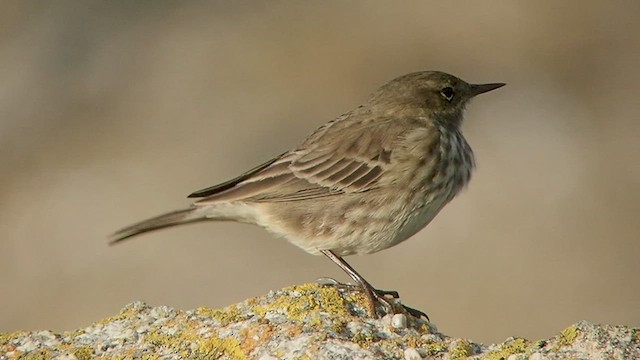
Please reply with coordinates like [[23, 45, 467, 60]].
[[315, 277, 341, 286], [400, 304, 430, 321]]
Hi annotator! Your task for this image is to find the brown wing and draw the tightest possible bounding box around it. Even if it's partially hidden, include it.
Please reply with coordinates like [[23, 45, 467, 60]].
[[193, 114, 410, 205]]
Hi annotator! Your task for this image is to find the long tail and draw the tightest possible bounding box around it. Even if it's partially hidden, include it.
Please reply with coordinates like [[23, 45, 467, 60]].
[[110, 207, 210, 245]]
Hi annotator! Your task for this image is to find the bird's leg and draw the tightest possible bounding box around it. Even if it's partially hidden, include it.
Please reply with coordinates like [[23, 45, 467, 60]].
[[320, 250, 397, 318], [319, 250, 430, 320]]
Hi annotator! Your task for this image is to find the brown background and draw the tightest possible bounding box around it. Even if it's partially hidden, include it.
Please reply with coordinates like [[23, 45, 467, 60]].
[[1, 1, 638, 344]]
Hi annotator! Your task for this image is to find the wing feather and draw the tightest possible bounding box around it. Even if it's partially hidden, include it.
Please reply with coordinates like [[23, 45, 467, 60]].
[[325, 161, 364, 183], [192, 114, 417, 205], [187, 156, 281, 198]]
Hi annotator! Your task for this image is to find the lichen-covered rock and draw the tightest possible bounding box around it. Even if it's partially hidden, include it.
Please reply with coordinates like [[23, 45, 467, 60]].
[[1, 283, 638, 359]]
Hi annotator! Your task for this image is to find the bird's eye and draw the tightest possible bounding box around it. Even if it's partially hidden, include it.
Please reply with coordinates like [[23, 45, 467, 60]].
[[440, 87, 454, 102]]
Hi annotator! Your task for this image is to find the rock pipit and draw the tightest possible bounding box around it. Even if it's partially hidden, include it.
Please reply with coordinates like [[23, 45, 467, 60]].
[[111, 71, 505, 319]]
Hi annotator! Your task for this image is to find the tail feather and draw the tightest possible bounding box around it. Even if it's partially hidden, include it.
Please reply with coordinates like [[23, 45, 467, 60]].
[[110, 207, 209, 245]]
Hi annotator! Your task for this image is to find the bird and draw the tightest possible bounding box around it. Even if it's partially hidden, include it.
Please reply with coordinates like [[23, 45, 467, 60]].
[[111, 71, 505, 319]]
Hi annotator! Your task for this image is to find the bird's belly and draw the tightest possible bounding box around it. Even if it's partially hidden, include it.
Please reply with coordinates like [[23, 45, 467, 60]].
[[327, 194, 448, 256], [254, 189, 451, 257], [388, 196, 448, 247]]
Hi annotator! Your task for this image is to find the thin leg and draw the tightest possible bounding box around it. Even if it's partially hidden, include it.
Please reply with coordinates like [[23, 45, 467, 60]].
[[321, 250, 395, 318], [320, 250, 430, 320]]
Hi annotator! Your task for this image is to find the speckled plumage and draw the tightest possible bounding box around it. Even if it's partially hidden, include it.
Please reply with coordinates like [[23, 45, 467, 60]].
[[112, 71, 504, 318]]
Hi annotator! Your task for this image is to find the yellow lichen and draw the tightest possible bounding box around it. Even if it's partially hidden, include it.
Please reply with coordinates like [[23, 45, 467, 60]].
[[143, 325, 248, 360], [71, 346, 94, 360], [374, 336, 425, 354], [196, 335, 248, 360], [330, 319, 348, 334], [449, 339, 472, 359], [424, 341, 447, 356], [197, 304, 244, 326], [0, 330, 28, 346], [557, 325, 579, 348], [344, 290, 369, 312], [352, 331, 374, 348], [482, 337, 529, 360], [252, 283, 350, 324]]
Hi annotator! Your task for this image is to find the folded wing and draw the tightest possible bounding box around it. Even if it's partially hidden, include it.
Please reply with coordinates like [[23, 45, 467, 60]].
[[191, 115, 405, 204]]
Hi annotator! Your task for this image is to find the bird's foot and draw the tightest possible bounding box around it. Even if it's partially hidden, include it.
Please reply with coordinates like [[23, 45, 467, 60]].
[[315, 277, 429, 321], [369, 290, 430, 321]]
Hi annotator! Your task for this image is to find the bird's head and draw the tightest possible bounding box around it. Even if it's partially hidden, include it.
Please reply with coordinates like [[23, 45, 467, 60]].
[[368, 71, 505, 128]]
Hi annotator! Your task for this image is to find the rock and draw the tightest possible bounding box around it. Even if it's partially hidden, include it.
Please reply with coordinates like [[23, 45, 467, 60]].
[[0, 283, 638, 359], [392, 313, 408, 330], [404, 347, 422, 359]]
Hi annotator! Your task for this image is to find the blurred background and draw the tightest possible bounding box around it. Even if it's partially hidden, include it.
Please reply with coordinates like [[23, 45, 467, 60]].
[[1, 1, 639, 345]]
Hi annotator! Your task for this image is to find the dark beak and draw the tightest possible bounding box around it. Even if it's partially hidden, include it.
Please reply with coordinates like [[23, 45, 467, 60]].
[[469, 83, 506, 97]]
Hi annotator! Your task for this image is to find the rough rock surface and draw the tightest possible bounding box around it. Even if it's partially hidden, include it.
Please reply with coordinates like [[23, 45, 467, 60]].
[[1, 283, 638, 359]]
